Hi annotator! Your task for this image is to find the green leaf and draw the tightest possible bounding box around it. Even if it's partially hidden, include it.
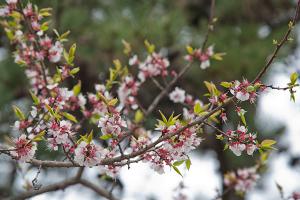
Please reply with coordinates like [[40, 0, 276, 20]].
[[87, 130, 94, 143], [194, 102, 202, 114], [185, 159, 191, 170], [204, 81, 220, 96], [45, 104, 55, 116], [40, 21, 49, 31], [5, 28, 14, 41], [13, 105, 25, 120], [59, 30, 71, 41], [261, 139, 276, 147], [68, 43, 76, 64], [216, 134, 224, 140], [159, 110, 168, 124], [97, 92, 108, 104], [29, 91, 40, 105], [100, 134, 113, 140], [172, 165, 183, 177], [144, 40, 155, 54], [70, 67, 80, 75], [108, 98, 118, 106], [220, 81, 232, 88], [72, 81, 81, 96], [122, 39, 132, 55], [173, 160, 185, 166], [240, 114, 247, 126], [223, 143, 229, 150], [32, 130, 46, 142], [211, 53, 225, 61], [246, 86, 255, 92], [186, 45, 194, 54], [62, 112, 78, 123], [134, 110, 144, 123], [290, 72, 298, 85]]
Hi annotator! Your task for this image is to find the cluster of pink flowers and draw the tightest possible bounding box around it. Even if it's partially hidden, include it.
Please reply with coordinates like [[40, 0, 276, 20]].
[[224, 166, 259, 193], [226, 125, 257, 156], [117, 76, 140, 110], [0, 0, 17, 17], [74, 141, 108, 167], [142, 122, 202, 174], [185, 45, 214, 69], [230, 80, 264, 103], [98, 112, 127, 139], [47, 120, 74, 151], [292, 192, 300, 200], [169, 87, 201, 105], [169, 87, 186, 103], [10, 134, 37, 162], [129, 53, 170, 83]]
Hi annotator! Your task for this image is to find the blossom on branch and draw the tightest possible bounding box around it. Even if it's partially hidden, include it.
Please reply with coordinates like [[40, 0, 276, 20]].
[[10, 134, 37, 162]]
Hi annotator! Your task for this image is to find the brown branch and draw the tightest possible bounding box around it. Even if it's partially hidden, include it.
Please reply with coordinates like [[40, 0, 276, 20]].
[[201, 0, 215, 50], [144, 0, 216, 117], [79, 179, 118, 200], [253, 0, 300, 83], [10, 166, 117, 200], [266, 85, 292, 90], [17, 1, 50, 93], [11, 178, 79, 200], [144, 62, 192, 117]]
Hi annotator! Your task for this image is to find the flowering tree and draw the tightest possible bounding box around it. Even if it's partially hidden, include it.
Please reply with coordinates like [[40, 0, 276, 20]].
[[0, 0, 300, 199]]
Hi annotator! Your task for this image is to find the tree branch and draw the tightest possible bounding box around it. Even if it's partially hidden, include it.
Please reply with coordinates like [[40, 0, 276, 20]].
[[79, 179, 118, 200], [145, 0, 216, 117], [253, 0, 300, 83], [11, 178, 79, 200]]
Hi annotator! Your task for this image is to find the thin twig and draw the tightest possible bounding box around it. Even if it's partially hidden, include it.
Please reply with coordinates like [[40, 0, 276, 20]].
[[145, 0, 216, 117], [253, 0, 300, 83], [79, 179, 118, 200]]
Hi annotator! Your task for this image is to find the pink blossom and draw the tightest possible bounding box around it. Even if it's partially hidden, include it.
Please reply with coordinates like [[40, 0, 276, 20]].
[[137, 53, 170, 82], [129, 55, 139, 66], [74, 141, 106, 167], [293, 192, 300, 200], [10, 134, 37, 162], [98, 113, 127, 138], [48, 41, 63, 63], [224, 166, 259, 193], [169, 87, 186, 103], [0, 6, 9, 17], [229, 143, 246, 156], [6, 0, 17, 5]]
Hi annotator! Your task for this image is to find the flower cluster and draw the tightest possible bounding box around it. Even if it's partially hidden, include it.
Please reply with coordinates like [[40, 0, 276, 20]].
[[185, 45, 215, 69], [74, 141, 107, 167], [129, 53, 170, 83], [292, 192, 300, 200], [117, 76, 140, 110], [226, 125, 257, 156], [47, 120, 74, 151], [10, 134, 37, 162], [224, 166, 259, 194], [230, 80, 264, 103], [98, 112, 127, 139], [143, 121, 202, 174], [169, 87, 186, 103]]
